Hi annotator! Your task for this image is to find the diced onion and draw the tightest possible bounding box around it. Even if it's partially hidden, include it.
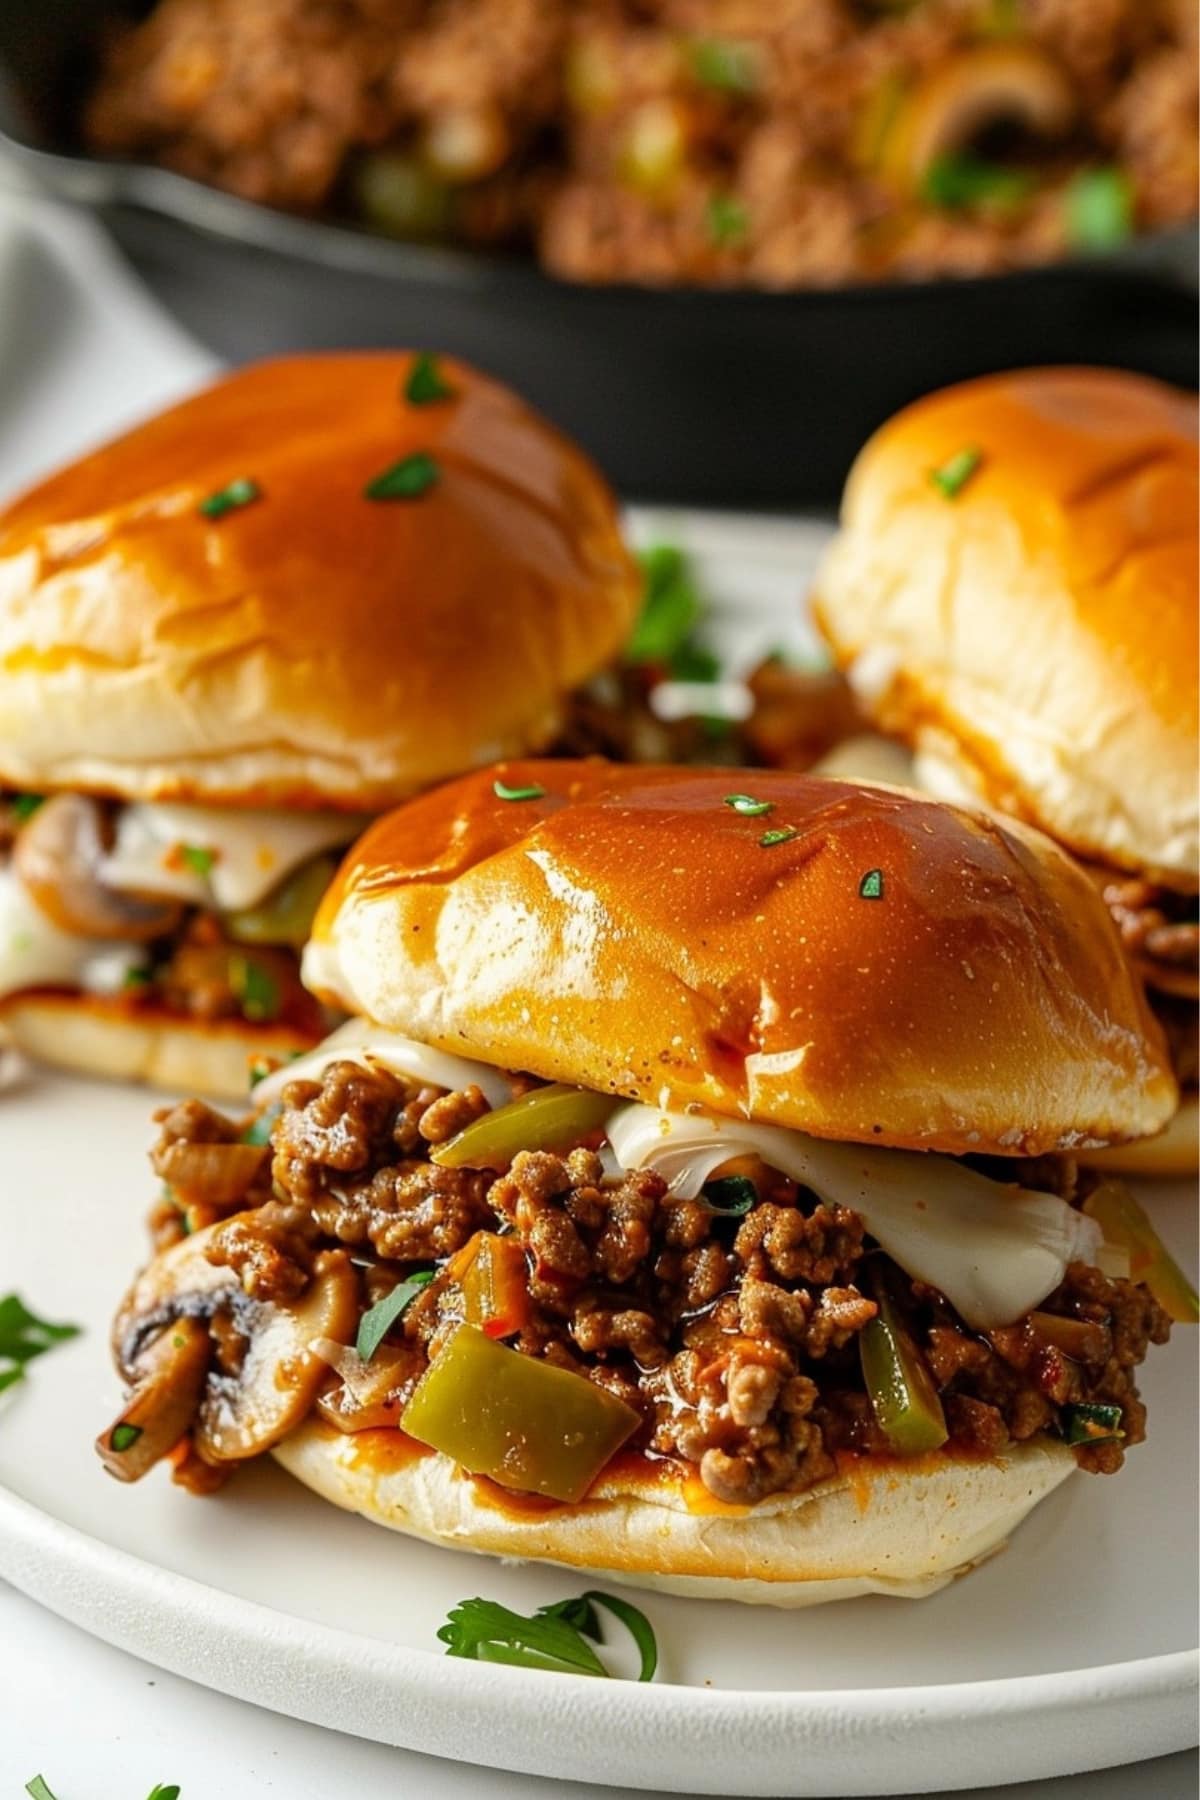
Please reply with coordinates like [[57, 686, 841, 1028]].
[[251, 1017, 515, 1110], [605, 1104, 1103, 1330]]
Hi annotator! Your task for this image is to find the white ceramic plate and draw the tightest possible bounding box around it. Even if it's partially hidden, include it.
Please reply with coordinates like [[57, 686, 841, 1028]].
[[0, 184, 1196, 1797], [0, 1074, 1196, 1796]]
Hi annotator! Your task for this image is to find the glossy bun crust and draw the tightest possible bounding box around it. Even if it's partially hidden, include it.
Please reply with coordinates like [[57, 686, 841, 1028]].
[[812, 368, 1198, 888], [274, 1424, 1076, 1608], [306, 762, 1176, 1156], [0, 354, 639, 809]]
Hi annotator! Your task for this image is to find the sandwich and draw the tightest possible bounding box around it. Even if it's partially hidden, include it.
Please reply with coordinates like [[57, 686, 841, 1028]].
[[0, 353, 639, 1095], [97, 762, 1194, 1607], [811, 366, 1198, 1174]]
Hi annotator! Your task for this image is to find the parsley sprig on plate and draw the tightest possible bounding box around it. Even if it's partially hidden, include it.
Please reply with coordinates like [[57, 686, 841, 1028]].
[[439, 1589, 657, 1680], [0, 1295, 80, 1397]]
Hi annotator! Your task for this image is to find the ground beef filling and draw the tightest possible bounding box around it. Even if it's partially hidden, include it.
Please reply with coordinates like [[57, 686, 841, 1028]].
[[153, 1060, 1171, 1505], [1095, 871, 1199, 1090]]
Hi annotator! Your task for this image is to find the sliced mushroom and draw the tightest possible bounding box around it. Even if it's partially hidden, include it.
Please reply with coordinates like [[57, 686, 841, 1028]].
[[15, 793, 182, 941], [100, 1221, 358, 1482], [880, 45, 1075, 196]]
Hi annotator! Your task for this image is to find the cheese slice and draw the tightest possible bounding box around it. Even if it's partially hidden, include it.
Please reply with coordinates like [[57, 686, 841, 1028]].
[[0, 865, 146, 999], [100, 803, 365, 913]]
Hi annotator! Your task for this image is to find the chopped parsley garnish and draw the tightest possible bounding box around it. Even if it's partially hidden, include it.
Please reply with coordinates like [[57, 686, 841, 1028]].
[[759, 826, 797, 848], [439, 1588, 657, 1680], [198, 477, 260, 520], [405, 352, 456, 405], [493, 779, 546, 803], [11, 793, 44, 823], [248, 1049, 303, 1089], [689, 36, 758, 95], [706, 193, 749, 247], [178, 842, 216, 878], [25, 1780, 59, 1800], [146, 1787, 182, 1800], [1065, 167, 1133, 252], [228, 953, 281, 1023], [0, 1295, 81, 1398], [699, 1175, 757, 1217], [922, 150, 1033, 212], [1062, 1402, 1124, 1447], [364, 451, 440, 501], [122, 965, 154, 991], [724, 794, 774, 818], [110, 1422, 143, 1453], [929, 446, 983, 500], [357, 1269, 435, 1362], [859, 868, 884, 900]]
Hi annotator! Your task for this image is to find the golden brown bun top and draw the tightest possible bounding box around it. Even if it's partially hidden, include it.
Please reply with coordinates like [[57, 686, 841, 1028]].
[[812, 367, 1198, 887], [307, 761, 1177, 1156], [0, 354, 639, 809]]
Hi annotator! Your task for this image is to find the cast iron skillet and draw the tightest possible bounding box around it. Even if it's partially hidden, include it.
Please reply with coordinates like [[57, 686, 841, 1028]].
[[1, 0, 1196, 503]]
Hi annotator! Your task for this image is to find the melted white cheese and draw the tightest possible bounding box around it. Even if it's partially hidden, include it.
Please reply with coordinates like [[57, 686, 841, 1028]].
[[101, 803, 364, 913], [0, 866, 147, 999], [606, 1104, 1104, 1330], [251, 1018, 515, 1110]]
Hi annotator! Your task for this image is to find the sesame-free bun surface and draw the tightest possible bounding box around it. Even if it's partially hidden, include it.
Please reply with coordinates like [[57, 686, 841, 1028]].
[[812, 368, 1198, 888], [306, 762, 1176, 1156], [0, 991, 316, 1099], [274, 1424, 1076, 1607], [0, 354, 639, 809]]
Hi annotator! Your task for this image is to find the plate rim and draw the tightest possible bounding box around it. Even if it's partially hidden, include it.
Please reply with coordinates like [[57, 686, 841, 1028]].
[[2, 1479, 1195, 1797]]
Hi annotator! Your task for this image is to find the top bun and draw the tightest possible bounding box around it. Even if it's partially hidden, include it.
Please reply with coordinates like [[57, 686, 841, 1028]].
[[812, 368, 1198, 889], [0, 354, 639, 810], [305, 761, 1176, 1157]]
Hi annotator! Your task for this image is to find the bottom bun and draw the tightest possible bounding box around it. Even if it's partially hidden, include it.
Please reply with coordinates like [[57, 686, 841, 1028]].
[[1079, 1091, 1198, 1179], [274, 1424, 1076, 1608], [0, 991, 318, 1100]]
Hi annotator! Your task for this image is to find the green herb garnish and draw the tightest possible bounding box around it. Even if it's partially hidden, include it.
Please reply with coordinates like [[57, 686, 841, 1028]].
[[493, 779, 546, 803], [669, 640, 721, 683], [198, 477, 260, 520], [25, 1780, 59, 1800], [178, 843, 216, 878], [922, 151, 1034, 212], [759, 826, 797, 848], [929, 446, 983, 500], [122, 965, 154, 991], [11, 793, 44, 823], [1065, 167, 1133, 252], [689, 36, 758, 94], [364, 451, 440, 501], [439, 1589, 657, 1680], [0, 1294, 81, 1398], [405, 352, 456, 406], [1061, 1402, 1124, 1447], [146, 1787, 182, 1800], [228, 954, 281, 1023], [626, 545, 700, 665], [706, 193, 749, 247], [356, 1269, 435, 1362], [699, 1175, 757, 1217], [110, 1422, 143, 1453], [724, 794, 774, 818], [859, 868, 884, 900]]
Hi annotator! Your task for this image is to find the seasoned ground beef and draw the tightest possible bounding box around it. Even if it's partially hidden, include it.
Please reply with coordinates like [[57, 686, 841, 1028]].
[[85, 0, 1197, 290], [155, 1058, 1173, 1505], [1099, 872, 1200, 1003]]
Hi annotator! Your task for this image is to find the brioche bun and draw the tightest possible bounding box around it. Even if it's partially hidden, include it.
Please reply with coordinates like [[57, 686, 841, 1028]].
[[305, 762, 1176, 1157], [0, 354, 639, 811], [811, 368, 1198, 890], [274, 1424, 1076, 1607], [0, 990, 314, 1099]]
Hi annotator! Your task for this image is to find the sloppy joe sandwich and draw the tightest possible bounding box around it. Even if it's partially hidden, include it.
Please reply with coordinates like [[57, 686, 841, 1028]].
[[0, 355, 639, 1094], [98, 763, 1194, 1607], [812, 367, 1199, 1173]]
